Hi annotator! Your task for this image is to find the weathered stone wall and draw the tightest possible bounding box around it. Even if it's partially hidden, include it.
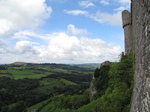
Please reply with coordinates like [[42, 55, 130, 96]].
[[122, 10, 132, 55], [122, 0, 150, 112]]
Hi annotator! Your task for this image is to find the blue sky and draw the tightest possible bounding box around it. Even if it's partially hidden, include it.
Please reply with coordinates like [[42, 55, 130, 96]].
[[0, 0, 130, 64]]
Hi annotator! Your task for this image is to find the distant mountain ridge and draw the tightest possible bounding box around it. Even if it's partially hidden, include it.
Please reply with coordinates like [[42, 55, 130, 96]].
[[8, 62, 100, 68], [70, 63, 100, 68]]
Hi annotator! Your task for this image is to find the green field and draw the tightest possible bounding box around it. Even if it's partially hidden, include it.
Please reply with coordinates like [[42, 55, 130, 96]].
[[27, 99, 50, 112], [6, 69, 51, 79], [60, 78, 77, 85], [0, 63, 94, 80], [0, 63, 94, 112]]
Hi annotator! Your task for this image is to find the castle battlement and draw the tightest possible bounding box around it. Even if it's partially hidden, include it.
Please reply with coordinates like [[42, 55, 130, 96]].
[[122, 10, 133, 55], [122, 10, 132, 28]]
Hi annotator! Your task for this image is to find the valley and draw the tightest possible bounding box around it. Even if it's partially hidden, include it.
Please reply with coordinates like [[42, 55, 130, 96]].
[[0, 62, 96, 112]]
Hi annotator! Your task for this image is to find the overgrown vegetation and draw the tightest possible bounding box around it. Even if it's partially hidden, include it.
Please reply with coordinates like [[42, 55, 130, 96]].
[[77, 52, 134, 112], [0, 53, 134, 112]]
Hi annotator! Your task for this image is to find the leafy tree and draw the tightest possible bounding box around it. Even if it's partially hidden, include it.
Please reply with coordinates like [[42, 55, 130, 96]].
[[94, 68, 100, 78], [0, 65, 7, 70], [93, 52, 134, 112]]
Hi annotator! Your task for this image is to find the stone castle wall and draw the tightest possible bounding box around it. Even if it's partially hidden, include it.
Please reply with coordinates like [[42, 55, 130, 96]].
[[122, 10, 132, 55], [122, 0, 150, 112]]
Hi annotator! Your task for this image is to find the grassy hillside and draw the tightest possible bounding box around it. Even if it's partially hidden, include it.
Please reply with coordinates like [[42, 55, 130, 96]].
[[77, 52, 134, 112], [0, 63, 94, 112], [0, 54, 134, 112], [73, 63, 100, 69], [0, 63, 95, 79]]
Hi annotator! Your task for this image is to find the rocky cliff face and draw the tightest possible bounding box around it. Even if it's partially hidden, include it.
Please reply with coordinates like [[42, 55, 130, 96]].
[[90, 61, 110, 100], [122, 0, 150, 112]]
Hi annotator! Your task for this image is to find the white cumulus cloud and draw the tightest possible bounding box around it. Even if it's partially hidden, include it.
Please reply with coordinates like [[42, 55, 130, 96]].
[[79, 1, 95, 8], [0, 25, 121, 64], [36, 32, 121, 63], [67, 24, 89, 35], [0, 0, 52, 37], [64, 9, 122, 26], [90, 11, 122, 26], [13, 41, 39, 54], [100, 0, 109, 5], [64, 10, 88, 16], [0, 38, 9, 53]]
